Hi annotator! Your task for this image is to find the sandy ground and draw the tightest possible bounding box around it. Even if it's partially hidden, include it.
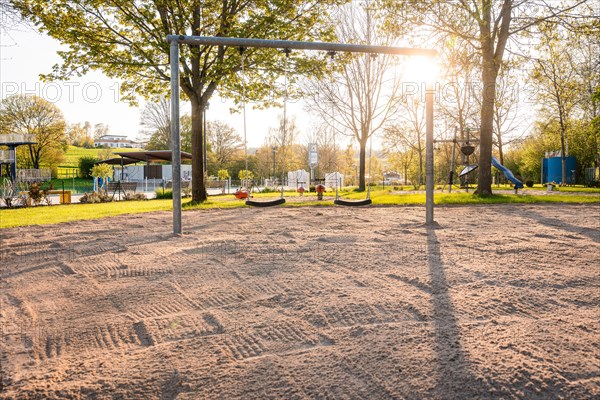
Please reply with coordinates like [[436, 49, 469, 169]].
[[1, 204, 599, 399]]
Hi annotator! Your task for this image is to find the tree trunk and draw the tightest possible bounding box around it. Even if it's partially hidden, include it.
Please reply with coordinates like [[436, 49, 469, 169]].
[[358, 139, 366, 191], [498, 135, 504, 166], [476, 61, 497, 196], [28, 144, 39, 169], [190, 101, 207, 203], [560, 125, 567, 185]]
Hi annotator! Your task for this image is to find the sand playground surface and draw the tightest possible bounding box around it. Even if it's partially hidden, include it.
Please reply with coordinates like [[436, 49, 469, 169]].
[[1, 203, 598, 399]]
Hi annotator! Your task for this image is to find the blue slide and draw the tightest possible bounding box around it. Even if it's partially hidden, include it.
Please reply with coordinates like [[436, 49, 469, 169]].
[[492, 156, 524, 189]]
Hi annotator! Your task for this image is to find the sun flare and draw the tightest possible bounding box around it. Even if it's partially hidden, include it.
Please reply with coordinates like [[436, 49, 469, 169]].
[[401, 56, 440, 83]]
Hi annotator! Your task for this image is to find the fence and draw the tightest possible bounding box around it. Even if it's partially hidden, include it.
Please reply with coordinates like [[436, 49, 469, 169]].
[[0, 149, 15, 163], [584, 167, 599, 186], [17, 169, 52, 182], [0, 133, 36, 143], [56, 168, 79, 179]]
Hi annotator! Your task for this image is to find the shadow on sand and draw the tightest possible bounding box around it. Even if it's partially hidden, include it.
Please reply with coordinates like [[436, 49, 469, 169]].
[[426, 226, 487, 398]]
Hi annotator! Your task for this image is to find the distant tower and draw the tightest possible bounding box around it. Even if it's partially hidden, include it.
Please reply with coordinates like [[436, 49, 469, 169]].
[[0, 134, 37, 181]]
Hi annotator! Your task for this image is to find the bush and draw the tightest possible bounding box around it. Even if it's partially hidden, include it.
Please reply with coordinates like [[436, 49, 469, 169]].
[[261, 187, 277, 193], [155, 189, 173, 199], [28, 182, 52, 206], [125, 193, 147, 201], [525, 180, 534, 188], [393, 186, 401, 191], [79, 191, 112, 203], [78, 156, 99, 178]]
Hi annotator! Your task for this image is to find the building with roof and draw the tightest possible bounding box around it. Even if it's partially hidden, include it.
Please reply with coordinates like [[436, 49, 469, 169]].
[[96, 150, 193, 182], [94, 134, 144, 149]]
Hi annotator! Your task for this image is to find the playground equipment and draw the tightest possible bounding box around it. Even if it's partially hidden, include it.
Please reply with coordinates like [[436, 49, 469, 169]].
[[167, 35, 435, 234], [332, 55, 373, 207], [437, 127, 480, 193], [316, 184, 326, 200], [239, 47, 287, 207], [0, 134, 51, 182], [492, 157, 523, 190]]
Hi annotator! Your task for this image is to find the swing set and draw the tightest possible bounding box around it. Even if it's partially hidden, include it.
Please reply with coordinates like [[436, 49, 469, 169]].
[[167, 35, 436, 234]]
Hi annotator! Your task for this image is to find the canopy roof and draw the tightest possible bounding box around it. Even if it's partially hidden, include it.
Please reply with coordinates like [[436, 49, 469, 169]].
[[115, 150, 192, 162], [96, 150, 192, 165]]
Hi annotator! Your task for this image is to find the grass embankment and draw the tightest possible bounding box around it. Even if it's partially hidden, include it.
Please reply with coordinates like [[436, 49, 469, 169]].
[[61, 146, 144, 166], [2, 188, 599, 229]]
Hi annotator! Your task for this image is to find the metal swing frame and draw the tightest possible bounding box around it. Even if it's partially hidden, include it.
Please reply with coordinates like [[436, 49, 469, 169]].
[[167, 35, 436, 234]]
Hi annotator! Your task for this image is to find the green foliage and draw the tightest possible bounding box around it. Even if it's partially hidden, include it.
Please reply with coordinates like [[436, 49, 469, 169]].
[[238, 169, 254, 181], [27, 182, 51, 206], [3, 188, 599, 229], [155, 189, 173, 199], [217, 169, 230, 181], [1, 94, 67, 169], [15, 0, 345, 202], [506, 118, 599, 183], [62, 146, 142, 167], [90, 163, 113, 180], [78, 156, 99, 178]]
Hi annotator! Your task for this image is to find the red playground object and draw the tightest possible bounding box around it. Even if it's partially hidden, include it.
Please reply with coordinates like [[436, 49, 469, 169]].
[[235, 190, 249, 199]]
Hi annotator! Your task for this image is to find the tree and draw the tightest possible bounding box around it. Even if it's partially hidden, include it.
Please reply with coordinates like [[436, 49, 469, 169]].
[[268, 114, 301, 177], [530, 23, 581, 184], [93, 123, 110, 140], [303, 1, 403, 191], [382, 0, 592, 195], [0, 94, 66, 169], [139, 98, 194, 153], [78, 156, 99, 179], [491, 64, 530, 165], [15, 0, 346, 203], [207, 120, 242, 170], [140, 97, 171, 150], [90, 163, 114, 193], [383, 97, 427, 187], [67, 122, 95, 147], [437, 35, 481, 147]]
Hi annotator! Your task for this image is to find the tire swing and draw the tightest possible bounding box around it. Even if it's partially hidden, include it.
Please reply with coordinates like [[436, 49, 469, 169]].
[[240, 47, 286, 207]]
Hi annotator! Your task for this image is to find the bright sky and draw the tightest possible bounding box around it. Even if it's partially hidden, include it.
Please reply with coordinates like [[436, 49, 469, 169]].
[[0, 26, 313, 148]]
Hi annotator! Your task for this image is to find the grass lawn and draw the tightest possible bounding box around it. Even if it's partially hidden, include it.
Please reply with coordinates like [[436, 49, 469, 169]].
[[2, 189, 599, 229], [61, 146, 144, 167]]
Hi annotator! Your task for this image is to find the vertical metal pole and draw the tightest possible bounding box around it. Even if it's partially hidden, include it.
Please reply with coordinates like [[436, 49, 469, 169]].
[[203, 105, 207, 175], [448, 126, 457, 193], [425, 81, 435, 225], [170, 40, 182, 235]]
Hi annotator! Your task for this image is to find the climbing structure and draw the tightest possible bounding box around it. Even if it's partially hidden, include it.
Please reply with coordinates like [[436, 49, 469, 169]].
[[0, 134, 37, 181]]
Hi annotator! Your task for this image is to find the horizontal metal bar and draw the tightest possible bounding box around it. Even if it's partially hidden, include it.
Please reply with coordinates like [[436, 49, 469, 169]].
[[166, 35, 436, 57], [434, 140, 481, 143]]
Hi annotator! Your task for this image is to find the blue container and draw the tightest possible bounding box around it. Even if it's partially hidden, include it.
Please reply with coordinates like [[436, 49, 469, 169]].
[[542, 156, 576, 184]]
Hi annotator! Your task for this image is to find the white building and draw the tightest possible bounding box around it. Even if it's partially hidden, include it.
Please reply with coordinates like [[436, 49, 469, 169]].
[[325, 172, 344, 189], [117, 164, 192, 182], [94, 134, 144, 149], [287, 169, 310, 188]]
